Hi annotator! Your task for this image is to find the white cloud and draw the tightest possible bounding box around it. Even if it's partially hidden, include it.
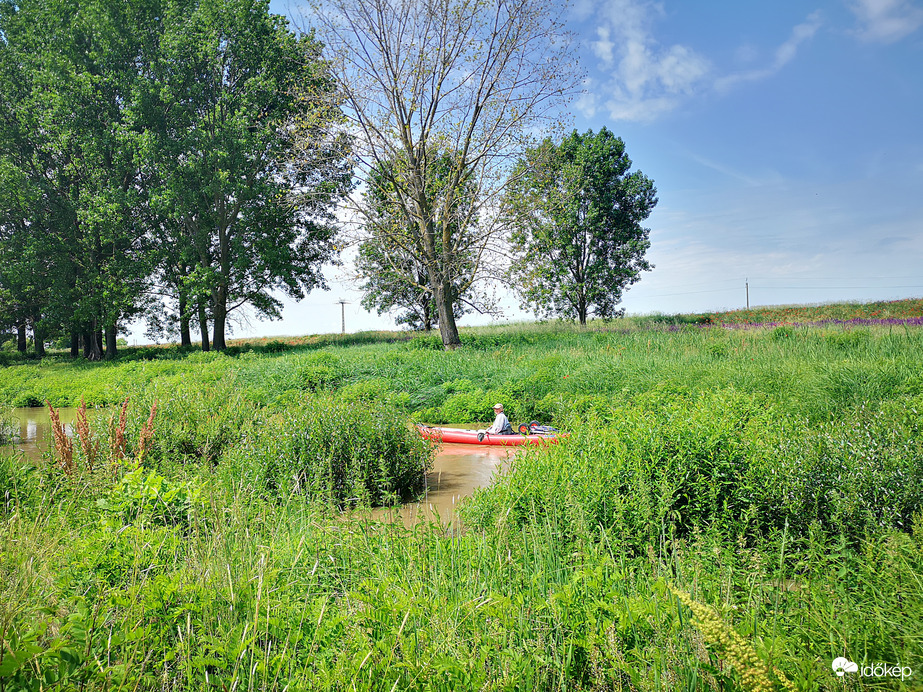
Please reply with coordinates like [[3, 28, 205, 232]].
[[575, 78, 600, 118], [578, 0, 711, 122], [848, 0, 923, 43], [715, 12, 822, 92], [592, 27, 616, 65], [580, 2, 822, 123]]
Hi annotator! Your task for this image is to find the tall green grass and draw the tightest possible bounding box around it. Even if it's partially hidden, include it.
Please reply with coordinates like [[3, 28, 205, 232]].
[[2, 318, 922, 690], [3, 321, 923, 425], [2, 462, 920, 690]]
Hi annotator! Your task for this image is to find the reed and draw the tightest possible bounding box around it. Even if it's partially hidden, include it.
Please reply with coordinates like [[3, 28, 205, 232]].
[[46, 400, 73, 476], [74, 398, 99, 472], [137, 400, 157, 465], [108, 397, 129, 465]]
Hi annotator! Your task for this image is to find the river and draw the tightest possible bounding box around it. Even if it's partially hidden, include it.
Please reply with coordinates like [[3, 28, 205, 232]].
[[3, 408, 513, 525]]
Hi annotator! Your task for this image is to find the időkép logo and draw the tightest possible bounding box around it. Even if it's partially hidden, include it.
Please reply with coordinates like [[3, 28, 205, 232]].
[[832, 657, 912, 681]]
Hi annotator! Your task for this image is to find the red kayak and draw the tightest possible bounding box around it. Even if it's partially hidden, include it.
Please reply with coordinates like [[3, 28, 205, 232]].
[[417, 425, 564, 446]]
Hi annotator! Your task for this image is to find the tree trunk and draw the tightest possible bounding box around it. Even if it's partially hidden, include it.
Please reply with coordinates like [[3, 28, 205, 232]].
[[197, 298, 210, 352], [422, 297, 433, 332], [178, 289, 192, 347], [433, 280, 461, 349], [70, 329, 80, 358], [105, 324, 118, 360], [17, 324, 27, 352], [84, 323, 103, 361], [33, 320, 45, 358], [212, 285, 227, 351]]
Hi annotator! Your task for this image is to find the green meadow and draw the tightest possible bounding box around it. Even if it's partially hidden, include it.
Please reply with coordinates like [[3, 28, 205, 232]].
[[1, 312, 922, 690]]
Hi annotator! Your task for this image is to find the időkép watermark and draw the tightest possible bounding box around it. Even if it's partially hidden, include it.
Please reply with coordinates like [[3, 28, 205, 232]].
[[833, 657, 913, 681]]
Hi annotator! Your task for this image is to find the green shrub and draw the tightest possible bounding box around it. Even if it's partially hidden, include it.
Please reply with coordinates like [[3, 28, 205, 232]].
[[338, 378, 394, 405], [262, 339, 292, 353], [754, 396, 923, 539], [704, 340, 730, 358], [224, 395, 433, 507], [464, 390, 923, 546], [297, 352, 345, 391], [132, 375, 256, 466], [96, 465, 202, 529]]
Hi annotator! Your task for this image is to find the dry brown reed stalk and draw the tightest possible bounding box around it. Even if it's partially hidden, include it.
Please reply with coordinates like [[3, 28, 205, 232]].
[[109, 398, 129, 466], [74, 397, 99, 473], [46, 401, 74, 477], [137, 401, 158, 465]]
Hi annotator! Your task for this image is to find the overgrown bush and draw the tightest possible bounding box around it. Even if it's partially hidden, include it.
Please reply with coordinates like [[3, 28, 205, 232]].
[[224, 395, 433, 506], [296, 352, 345, 391], [96, 465, 202, 530], [464, 389, 923, 546], [262, 339, 292, 353], [134, 376, 254, 465]]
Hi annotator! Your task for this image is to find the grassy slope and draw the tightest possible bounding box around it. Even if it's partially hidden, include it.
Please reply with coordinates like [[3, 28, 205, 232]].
[[1, 306, 922, 690]]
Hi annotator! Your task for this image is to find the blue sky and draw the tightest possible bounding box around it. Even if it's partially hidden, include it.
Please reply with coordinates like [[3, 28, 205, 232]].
[[214, 0, 923, 339]]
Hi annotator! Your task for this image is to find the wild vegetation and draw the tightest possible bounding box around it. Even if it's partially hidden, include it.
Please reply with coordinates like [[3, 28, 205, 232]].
[[1, 309, 922, 689], [699, 297, 923, 326], [0, 0, 351, 359]]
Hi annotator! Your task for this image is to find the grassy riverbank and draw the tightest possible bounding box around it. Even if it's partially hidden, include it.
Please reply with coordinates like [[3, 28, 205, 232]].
[[1, 308, 922, 690]]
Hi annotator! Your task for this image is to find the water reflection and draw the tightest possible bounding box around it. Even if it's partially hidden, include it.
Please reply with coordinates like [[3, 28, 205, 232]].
[[5, 407, 83, 462]]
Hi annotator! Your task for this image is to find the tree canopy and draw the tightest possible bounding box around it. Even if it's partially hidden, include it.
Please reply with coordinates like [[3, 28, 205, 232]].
[[148, 0, 352, 350], [310, 0, 580, 348], [356, 150, 487, 331], [0, 0, 352, 357], [505, 128, 657, 325]]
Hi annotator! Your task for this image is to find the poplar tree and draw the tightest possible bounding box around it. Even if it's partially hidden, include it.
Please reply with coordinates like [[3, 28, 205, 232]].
[[505, 128, 657, 325], [310, 0, 580, 348], [149, 0, 352, 350]]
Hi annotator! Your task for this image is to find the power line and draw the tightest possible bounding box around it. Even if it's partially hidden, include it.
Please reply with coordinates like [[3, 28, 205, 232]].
[[639, 284, 923, 299], [642, 288, 740, 298], [751, 285, 923, 290]]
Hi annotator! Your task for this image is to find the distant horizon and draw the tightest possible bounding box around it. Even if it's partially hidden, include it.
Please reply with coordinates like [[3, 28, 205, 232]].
[[121, 294, 923, 346]]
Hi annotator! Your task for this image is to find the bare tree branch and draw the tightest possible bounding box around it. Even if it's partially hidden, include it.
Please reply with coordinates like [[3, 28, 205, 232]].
[[301, 0, 581, 348]]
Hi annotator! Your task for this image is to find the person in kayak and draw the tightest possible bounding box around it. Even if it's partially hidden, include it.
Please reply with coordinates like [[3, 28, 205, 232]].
[[478, 403, 513, 441]]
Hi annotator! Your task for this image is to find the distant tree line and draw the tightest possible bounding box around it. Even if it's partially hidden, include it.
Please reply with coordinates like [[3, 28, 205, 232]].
[[0, 0, 655, 357]]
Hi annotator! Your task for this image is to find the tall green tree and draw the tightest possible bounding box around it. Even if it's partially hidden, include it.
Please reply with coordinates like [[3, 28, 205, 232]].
[[505, 128, 657, 325], [150, 0, 352, 350], [0, 0, 162, 359]]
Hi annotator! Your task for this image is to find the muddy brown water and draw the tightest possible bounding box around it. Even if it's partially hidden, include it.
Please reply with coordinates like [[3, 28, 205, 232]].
[[3, 408, 514, 524], [370, 441, 513, 526], [4, 406, 91, 462]]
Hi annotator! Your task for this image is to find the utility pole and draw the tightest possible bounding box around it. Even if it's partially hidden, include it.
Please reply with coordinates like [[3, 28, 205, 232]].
[[745, 278, 749, 310], [336, 299, 349, 334]]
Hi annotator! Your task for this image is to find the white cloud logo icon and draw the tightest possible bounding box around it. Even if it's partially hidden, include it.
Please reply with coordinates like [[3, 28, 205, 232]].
[[833, 657, 859, 676]]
